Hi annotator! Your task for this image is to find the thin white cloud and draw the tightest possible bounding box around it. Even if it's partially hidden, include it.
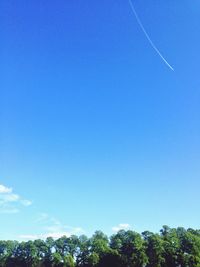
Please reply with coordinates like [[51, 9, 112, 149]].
[[19, 234, 40, 240], [0, 183, 32, 213], [112, 223, 131, 232], [21, 199, 32, 206], [19, 232, 71, 240], [0, 193, 20, 203], [43, 214, 84, 237], [0, 207, 19, 214], [35, 213, 49, 222], [0, 185, 12, 194], [19, 213, 84, 241], [19, 229, 83, 241]]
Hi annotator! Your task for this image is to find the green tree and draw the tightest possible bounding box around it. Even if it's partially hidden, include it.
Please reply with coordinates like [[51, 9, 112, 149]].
[[110, 230, 147, 267], [90, 231, 109, 256], [64, 254, 75, 267], [76, 235, 90, 267], [87, 252, 99, 267], [52, 252, 63, 267], [160, 226, 180, 267], [177, 228, 200, 267], [98, 249, 123, 267], [142, 231, 165, 267]]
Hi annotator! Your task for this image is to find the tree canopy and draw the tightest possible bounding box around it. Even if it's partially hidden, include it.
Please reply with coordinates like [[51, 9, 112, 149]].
[[1, 226, 200, 267]]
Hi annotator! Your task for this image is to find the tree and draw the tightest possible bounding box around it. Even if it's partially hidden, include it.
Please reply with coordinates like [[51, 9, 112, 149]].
[[110, 230, 147, 267], [178, 228, 200, 267], [161, 226, 181, 267], [0, 227, 200, 267], [98, 249, 123, 267], [64, 254, 75, 267], [76, 235, 90, 267], [90, 231, 109, 256], [142, 232, 165, 267], [52, 252, 63, 267]]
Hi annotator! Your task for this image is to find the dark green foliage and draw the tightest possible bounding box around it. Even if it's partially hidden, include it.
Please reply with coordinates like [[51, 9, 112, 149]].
[[0, 226, 200, 267]]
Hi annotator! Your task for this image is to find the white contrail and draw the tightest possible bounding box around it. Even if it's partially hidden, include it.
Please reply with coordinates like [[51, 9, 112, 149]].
[[128, 0, 174, 71]]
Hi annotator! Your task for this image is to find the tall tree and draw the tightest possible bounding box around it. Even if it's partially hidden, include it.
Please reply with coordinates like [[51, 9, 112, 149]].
[[142, 231, 165, 267]]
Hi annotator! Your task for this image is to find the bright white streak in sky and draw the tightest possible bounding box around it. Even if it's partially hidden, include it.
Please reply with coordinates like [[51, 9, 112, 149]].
[[128, 0, 174, 71]]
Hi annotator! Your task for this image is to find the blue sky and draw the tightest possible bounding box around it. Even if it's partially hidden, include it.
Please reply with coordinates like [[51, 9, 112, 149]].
[[1, 0, 200, 240]]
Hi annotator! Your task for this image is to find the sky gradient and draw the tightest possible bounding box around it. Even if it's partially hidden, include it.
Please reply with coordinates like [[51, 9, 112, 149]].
[[1, 0, 200, 240]]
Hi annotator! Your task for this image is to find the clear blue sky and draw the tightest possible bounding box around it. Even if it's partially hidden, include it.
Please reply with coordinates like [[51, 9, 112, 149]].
[[1, 0, 200, 240]]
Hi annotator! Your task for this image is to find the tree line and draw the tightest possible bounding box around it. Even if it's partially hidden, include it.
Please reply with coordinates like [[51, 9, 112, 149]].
[[1, 226, 200, 267]]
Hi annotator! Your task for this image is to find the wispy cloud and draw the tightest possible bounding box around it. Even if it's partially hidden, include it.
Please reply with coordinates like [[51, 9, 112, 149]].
[[19, 230, 82, 241], [21, 199, 32, 207], [19, 213, 84, 241], [0, 185, 12, 194], [35, 213, 49, 223], [112, 223, 131, 232], [0, 184, 32, 213], [0, 207, 19, 214], [1, 185, 83, 241]]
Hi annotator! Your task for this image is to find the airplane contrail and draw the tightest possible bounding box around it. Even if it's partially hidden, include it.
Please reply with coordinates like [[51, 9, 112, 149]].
[[128, 0, 174, 71]]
